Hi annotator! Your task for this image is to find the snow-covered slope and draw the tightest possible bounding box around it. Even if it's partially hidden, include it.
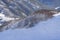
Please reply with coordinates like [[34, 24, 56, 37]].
[[0, 0, 60, 40], [0, 16, 60, 40]]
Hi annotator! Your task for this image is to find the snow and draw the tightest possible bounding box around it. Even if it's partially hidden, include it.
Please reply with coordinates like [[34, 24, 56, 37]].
[[0, 13, 19, 21], [53, 12, 60, 16], [55, 7, 60, 10], [0, 16, 60, 40]]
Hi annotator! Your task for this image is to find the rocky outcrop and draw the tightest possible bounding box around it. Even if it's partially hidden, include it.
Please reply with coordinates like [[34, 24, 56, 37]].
[[0, 0, 60, 32]]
